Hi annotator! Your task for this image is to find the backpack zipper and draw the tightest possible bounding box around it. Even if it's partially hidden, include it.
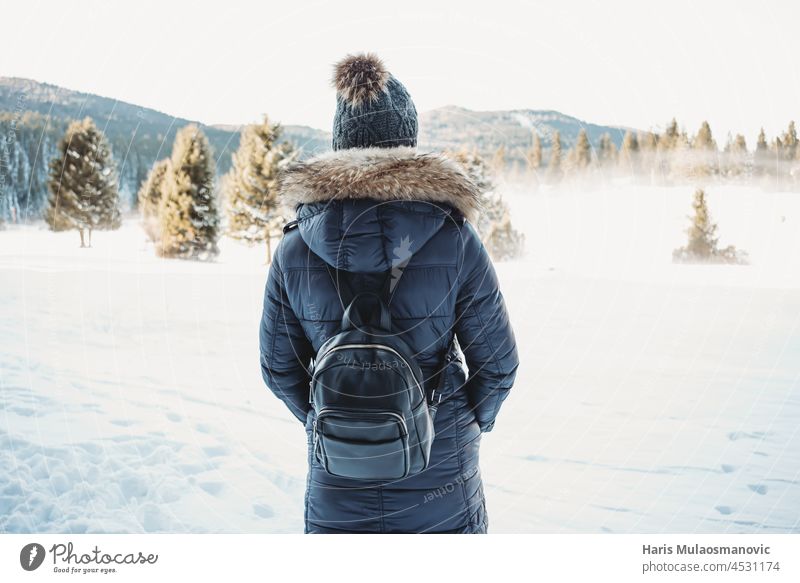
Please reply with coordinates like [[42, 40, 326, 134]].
[[316, 407, 409, 436]]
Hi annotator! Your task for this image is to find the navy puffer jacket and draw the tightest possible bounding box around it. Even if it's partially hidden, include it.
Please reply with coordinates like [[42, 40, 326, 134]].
[[260, 147, 519, 533]]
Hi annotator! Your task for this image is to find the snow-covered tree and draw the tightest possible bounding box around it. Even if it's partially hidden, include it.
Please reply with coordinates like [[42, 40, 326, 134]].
[[138, 158, 170, 243], [573, 128, 591, 171], [490, 144, 506, 177], [547, 130, 563, 183], [449, 148, 524, 260], [525, 131, 542, 173], [693, 121, 716, 151], [619, 130, 639, 175], [223, 117, 296, 261], [45, 117, 121, 247], [691, 120, 718, 178], [723, 134, 748, 178], [158, 125, 219, 260], [754, 128, 769, 177], [673, 188, 747, 264], [782, 121, 797, 161], [597, 133, 617, 167]]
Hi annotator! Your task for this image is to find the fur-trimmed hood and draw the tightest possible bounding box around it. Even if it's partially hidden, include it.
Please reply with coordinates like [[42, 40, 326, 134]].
[[279, 146, 481, 222], [279, 147, 481, 273]]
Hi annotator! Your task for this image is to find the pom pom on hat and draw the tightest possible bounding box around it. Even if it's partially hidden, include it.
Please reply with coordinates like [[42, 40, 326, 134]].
[[332, 53, 390, 108]]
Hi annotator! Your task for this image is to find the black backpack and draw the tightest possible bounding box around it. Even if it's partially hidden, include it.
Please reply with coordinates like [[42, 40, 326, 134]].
[[309, 265, 444, 481]]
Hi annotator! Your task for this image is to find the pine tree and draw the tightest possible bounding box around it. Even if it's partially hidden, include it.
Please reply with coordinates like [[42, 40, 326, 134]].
[[686, 188, 716, 257], [449, 148, 524, 260], [45, 117, 121, 247], [733, 134, 747, 153], [597, 133, 617, 167], [574, 128, 591, 171], [491, 144, 506, 177], [479, 193, 525, 260], [673, 188, 747, 264], [692, 121, 717, 178], [547, 130, 562, 182], [224, 116, 296, 262], [693, 121, 716, 150], [158, 125, 219, 260], [771, 136, 784, 180], [138, 158, 170, 243], [782, 121, 797, 161], [525, 131, 542, 172], [619, 130, 639, 175], [754, 128, 769, 176], [724, 134, 748, 177], [638, 131, 658, 179], [639, 131, 658, 151], [660, 118, 680, 151]]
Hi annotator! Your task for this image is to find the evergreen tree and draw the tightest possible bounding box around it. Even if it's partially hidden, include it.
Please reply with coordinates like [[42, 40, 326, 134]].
[[756, 128, 768, 151], [224, 116, 296, 261], [597, 133, 617, 167], [478, 192, 525, 260], [639, 131, 658, 151], [685, 188, 716, 257], [673, 188, 747, 264], [158, 125, 219, 260], [660, 118, 680, 151], [45, 117, 121, 247], [782, 121, 797, 161], [574, 128, 591, 170], [449, 147, 493, 192], [692, 121, 717, 178], [525, 131, 542, 172], [619, 130, 639, 174], [771, 136, 784, 179], [547, 130, 563, 182], [725, 134, 748, 177], [449, 148, 524, 260], [638, 131, 658, 179], [754, 128, 769, 176], [491, 144, 506, 177], [137, 158, 170, 243], [693, 121, 716, 150]]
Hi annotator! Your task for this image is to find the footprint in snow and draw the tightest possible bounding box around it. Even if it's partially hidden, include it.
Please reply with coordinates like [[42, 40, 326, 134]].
[[720, 464, 736, 473], [253, 503, 274, 519], [715, 505, 734, 515], [198, 482, 224, 496], [203, 445, 229, 458], [165, 412, 182, 422], [747, 484, 768, 495]]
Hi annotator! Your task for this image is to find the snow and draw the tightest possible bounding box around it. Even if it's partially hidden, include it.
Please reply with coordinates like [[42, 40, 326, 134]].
[[1, 182, 799, 533]]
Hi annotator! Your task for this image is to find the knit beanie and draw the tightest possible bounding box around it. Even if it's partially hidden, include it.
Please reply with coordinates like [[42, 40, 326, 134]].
[[331, 53, 418, 150]]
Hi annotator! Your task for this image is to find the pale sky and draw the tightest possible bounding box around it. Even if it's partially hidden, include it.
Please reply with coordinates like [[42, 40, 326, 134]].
[[3, 0, 800, 143]]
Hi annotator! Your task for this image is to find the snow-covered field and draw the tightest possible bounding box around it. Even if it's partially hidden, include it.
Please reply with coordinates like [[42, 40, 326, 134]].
[[1, 183, 799, 533]]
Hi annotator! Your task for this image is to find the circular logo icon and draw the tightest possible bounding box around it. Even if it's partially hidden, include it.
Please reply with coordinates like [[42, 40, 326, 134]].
[[20, 543, 46, 571]]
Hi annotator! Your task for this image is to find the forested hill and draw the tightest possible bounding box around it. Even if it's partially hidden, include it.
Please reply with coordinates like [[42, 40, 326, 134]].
[[0, 77, 328, 219]]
